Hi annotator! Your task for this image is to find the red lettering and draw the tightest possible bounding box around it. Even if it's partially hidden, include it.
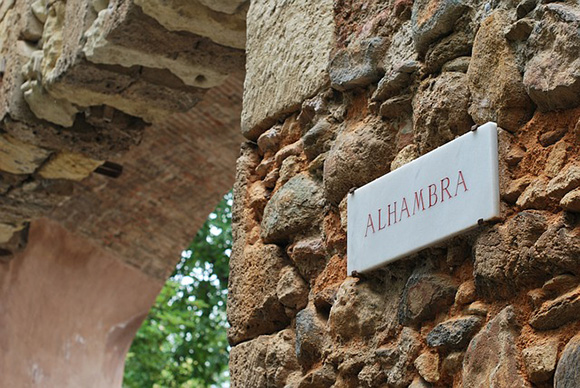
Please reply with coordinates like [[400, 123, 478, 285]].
[[388, 202, 397, 226], [413, 189, 425, 215], [378, 208, 386, 230], [399, 197, 410, 222], [441, 177, 452, 202], [454, 170, 468, 196], [365, 213, 375, 237], [428, 184, 438, 208]]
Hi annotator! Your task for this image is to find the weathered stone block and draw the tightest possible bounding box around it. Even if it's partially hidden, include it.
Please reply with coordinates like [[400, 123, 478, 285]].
[[277, 266, 309, 310], [413, 72, 473, 153], [426, 315, 483, 350], [241, 0, 334, 140], [555, 334, 580, 388], [524, 4, 580, 111], [261, 173, 325, 243], [265, 329, 301, 388], [323, 117, 397, 204], [134, 0, 247, 49], [398, 267, 458, 326], [0, 133, 52, 175], [462, 306, 529, 388], [529, 285, 580, 330], [411, 0, 469, 55], [229, 334, 271, 388], [37, 152, 103, 181], [227, 243, 290, 345], [329, 37, 384, 91], [522, 339, 558, 383], [83, 1, 244, 88], [467, 11, 534, 132], [295, 305, 327, 369]]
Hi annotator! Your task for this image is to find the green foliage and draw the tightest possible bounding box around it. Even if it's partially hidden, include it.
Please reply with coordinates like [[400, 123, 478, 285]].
[[124, 192, 233, 388]]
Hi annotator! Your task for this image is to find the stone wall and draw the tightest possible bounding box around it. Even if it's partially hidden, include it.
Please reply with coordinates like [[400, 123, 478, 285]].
[[229, 1, 580, 387], [0, 0, 246, 258]]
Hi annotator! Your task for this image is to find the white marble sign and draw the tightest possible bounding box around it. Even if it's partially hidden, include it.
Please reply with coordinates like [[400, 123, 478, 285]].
[[347, 122, 500, 274]]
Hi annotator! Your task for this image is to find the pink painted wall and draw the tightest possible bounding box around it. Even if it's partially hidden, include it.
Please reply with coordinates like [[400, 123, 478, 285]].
[[0, 218, 163, 387]]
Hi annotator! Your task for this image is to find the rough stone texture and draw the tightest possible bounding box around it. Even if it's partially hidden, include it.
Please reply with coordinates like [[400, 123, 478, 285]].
[[426, 315, 483, 350], [411, 0, 469, 55], [329, 278, 390, 341], [414, 352, 440, 383], [83, 1, 244, 89], [228, 243, 290, 345], [241, 0, 334, 140], [554, 334, 580, 388], [261, 173, 326, 243], [524, 4, 580, 111], [473, 211, 550, 298], [229, 334, 271, 388], [133, 0, 248, 49], [462, 306, 529, 388], [529, 285, 580, 330], [467, 11, 534, 131], [277, 266, 309, 310], [266, 329, 302, 388], [413, 72, 473, 153], [323, 117, 397, 204], [522, 339, 559, 383], [232, 1, 580, 386], [561, 188, 580, 212], [398, 267, 458, 326], [296, 305, 328, 369], [329, 37, 384, 91]]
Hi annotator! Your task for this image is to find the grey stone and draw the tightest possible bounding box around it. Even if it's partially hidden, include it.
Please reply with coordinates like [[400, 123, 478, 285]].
[[386, 327, 422, 388], [379, 94, 413, 118], [411, 0, 469, 55], [302, 118, 336, 161], [261, 173, 325, 243], [323, 117, 397, 204], [295, 306, 327, 369], [398, 267, 458, 326], [555, 334, 580, 388], [413, 72, 473, 153], [524, 4, 580, 111], [516, 0, 537, 19], [462, 306, 529, 388], [424, 28, 473, 73], [426, 315, 484, 349], [329, 37, 385, 91]]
